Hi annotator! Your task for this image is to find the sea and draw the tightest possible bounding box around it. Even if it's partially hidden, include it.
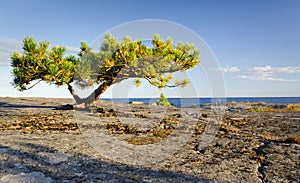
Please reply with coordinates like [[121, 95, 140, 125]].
[[100, 97, 300, 108]]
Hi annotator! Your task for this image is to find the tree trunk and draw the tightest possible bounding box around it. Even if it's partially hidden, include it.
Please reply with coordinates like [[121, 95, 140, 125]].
[[67, 80, 113, 105]]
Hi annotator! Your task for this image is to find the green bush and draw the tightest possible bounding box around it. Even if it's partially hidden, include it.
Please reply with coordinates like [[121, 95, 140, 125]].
[[156, 93, 171, 106]]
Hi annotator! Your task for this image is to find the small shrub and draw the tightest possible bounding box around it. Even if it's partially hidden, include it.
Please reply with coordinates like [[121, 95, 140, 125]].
[[156, 93, 171, 106]]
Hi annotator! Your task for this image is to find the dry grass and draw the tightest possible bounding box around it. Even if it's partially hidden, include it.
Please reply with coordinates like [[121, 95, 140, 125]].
[[104, 117, 178, 145], [249, 104, 300, 112], [261, 131, 280, 141], [283, 136, 300, 145]]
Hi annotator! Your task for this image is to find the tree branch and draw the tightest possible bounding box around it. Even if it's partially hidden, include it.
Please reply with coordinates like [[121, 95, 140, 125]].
[[26, 79, 42, 90]]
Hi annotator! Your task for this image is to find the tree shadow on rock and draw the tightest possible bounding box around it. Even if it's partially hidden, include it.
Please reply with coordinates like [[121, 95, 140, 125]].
[[0, 102, 73, 110], [0, 143, 215, 182]]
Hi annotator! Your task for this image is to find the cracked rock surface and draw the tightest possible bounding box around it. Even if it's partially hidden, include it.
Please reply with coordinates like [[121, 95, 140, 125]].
[[0, 97, 299, 182]]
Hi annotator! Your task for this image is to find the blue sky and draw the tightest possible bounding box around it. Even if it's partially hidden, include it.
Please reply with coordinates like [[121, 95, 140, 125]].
[[0, 0, 299, 98]]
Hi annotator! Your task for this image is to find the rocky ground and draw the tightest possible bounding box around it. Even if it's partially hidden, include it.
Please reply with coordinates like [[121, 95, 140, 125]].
[[0, 97, 299, 183]]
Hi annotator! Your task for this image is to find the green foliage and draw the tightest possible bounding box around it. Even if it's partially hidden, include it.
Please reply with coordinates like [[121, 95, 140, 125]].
[[134, 79, 141, 87], [156, 93, 171, 106], [11, 34, 200, 103], [11, 37, 77, 90]]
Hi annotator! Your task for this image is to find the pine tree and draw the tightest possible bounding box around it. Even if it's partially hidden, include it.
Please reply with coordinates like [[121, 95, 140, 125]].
[[11, 34, 200, 104]]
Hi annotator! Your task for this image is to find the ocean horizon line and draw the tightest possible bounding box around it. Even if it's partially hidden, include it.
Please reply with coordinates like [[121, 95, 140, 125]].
[[1, 96, 299, 99], [100, 97, 300, 108]]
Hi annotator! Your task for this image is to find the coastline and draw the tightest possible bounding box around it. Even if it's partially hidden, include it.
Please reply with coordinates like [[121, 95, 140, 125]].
[[0, 97, 299, 182], [101, 96, 300, 108]]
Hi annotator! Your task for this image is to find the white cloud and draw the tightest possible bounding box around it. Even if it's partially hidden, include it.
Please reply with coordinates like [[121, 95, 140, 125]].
[[0, 39, 22, 66], [218, 66, 240, 73], [65, 46, 80, 53], [238, 65, 300, 82], [274, 66, 300, 73]]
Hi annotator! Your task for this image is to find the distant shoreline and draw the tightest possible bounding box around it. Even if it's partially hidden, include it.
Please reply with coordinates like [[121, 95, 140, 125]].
[[1, 96, 300, 108], [100, 97, 300, 108]]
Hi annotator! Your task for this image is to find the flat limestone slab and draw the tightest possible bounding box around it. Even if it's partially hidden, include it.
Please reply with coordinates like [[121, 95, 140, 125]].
[[38, 152, 73, 165], [0, 172, 52, 183]]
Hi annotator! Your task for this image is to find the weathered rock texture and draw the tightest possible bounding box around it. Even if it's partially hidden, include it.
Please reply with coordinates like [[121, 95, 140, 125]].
[[0, 97, 299, 182]]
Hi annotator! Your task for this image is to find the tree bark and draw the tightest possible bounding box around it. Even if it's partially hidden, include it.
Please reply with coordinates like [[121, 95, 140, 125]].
[[67, 79, 113, 105]]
